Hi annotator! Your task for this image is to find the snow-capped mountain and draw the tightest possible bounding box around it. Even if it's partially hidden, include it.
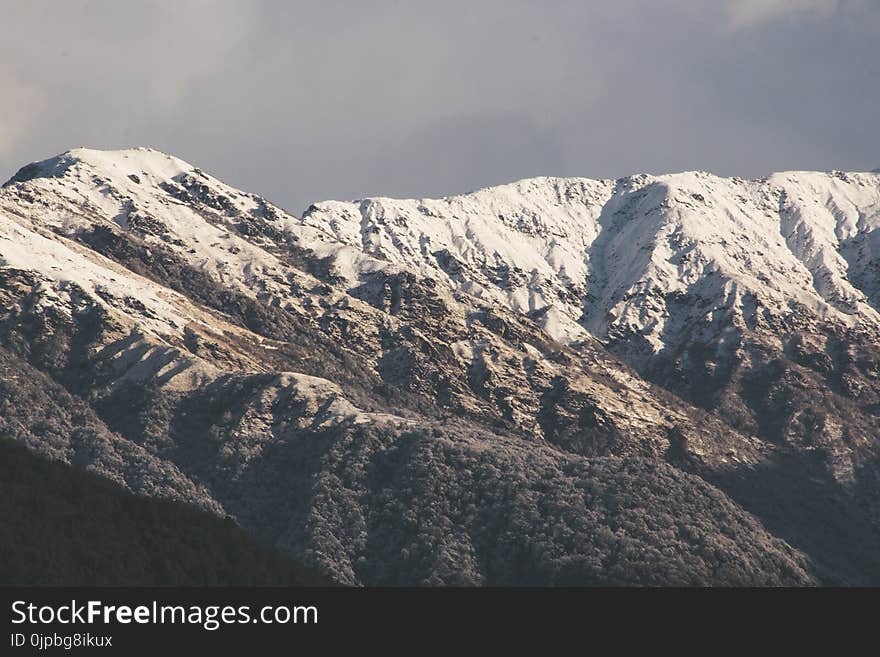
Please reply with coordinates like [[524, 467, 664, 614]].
[[2, 147, 880, 585], [305, 168, 880, 483], [304, 169, 880, 349], [0, 148, 749, 462]]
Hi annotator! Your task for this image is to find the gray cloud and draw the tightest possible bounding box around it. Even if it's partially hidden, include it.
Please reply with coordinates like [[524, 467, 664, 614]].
[[1, 0, 878, 213], [723, 0, 838, 29]]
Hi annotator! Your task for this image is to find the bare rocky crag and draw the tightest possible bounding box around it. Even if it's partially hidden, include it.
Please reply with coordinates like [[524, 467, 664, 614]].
[[1, 147, 878, 584]]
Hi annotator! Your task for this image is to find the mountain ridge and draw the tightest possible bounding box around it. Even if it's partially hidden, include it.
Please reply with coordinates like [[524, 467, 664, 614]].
[[2, 146, 880, 584]]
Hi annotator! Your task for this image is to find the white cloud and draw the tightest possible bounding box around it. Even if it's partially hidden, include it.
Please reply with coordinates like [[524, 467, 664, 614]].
[[724, 0, 838, 29]]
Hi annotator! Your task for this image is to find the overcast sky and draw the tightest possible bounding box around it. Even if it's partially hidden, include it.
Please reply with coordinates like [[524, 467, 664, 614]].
[[2, 0, 879, 213]]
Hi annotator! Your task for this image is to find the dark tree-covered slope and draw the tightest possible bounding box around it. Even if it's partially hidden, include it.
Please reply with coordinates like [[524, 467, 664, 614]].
[[0, 438, 331, 586]]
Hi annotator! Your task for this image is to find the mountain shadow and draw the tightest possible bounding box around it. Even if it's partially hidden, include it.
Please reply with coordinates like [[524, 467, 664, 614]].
[[0, 438, 332, 586]]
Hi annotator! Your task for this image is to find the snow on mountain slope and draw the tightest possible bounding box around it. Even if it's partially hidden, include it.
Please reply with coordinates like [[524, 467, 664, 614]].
[[0, 203, 242, 393], [0, 147, 478, 355], [303, 169, 880, 353], [6, 148, 880, 583], [0, 205, 194, 337], [7, 147, 880, 390], [302, 177, 614, 342], [4, 148, 302, 304], [772, 170, 880, 312], [3, 148, 755, 465], [302, 166, 880, 489], [18, 148, 880, 361]]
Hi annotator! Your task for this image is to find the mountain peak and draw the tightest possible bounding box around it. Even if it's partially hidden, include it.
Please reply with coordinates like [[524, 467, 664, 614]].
[[3, 146, 880, 584], [4, 147, 193, 188]]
